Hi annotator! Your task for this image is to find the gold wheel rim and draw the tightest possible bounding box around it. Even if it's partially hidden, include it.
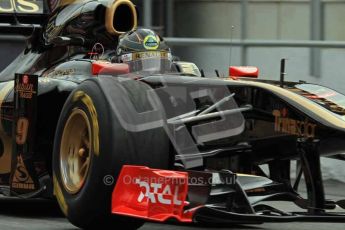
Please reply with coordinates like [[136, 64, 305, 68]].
[[60, 109, 92, 194]]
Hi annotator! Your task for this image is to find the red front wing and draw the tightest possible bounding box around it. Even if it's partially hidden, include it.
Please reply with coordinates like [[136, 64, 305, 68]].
[[112, 166, 195, 222], [111, 165, 345, 224]]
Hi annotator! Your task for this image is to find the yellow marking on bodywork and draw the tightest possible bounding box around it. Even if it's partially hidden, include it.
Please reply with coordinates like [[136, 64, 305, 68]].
[[0, 82, 14, 132], [53, 175, 68, 216], [0, 133, 12, 174], [73, 91, 99, 156], [0, 82, 14, 174], [233, 80, 345, 129], [246, 188, 266, 193], [237, 173, 261, 178]]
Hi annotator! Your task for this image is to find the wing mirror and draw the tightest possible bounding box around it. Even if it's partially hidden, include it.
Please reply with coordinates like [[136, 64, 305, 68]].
[[229, 66, 259, 79]]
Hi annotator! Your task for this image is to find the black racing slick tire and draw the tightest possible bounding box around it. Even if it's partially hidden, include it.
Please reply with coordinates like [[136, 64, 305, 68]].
[[52, 78, 170, 229]]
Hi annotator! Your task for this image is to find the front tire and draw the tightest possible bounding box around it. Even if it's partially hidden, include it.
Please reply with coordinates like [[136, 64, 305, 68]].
[[52, 79, 169, 229]]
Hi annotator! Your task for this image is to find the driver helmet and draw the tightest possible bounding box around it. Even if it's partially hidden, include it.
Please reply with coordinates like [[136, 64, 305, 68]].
[[115, 28, 174, 74]]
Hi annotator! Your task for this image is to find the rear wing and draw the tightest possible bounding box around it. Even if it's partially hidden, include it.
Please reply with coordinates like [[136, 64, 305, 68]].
[[0, 0, 50, 35]]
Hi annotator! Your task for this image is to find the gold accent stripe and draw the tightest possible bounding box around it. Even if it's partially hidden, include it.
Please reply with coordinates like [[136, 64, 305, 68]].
[[234, 80, 345, 129], [0, 82, 14, 133], [237, 173, 261, 178]]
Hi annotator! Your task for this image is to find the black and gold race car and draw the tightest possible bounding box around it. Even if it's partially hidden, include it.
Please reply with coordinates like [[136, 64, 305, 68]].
[[0, 0, 345, 229]]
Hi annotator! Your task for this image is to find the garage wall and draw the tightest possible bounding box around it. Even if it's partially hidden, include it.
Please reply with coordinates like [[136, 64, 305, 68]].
[[174, 0, 310, 40], [172, 0, 345, 94]]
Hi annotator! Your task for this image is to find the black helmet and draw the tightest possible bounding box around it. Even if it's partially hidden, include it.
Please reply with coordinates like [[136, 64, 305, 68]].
[[115, 28, 174, 74]]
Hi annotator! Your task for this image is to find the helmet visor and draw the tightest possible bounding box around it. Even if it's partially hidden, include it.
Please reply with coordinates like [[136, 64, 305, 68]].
[[119, 51, 175, 74]]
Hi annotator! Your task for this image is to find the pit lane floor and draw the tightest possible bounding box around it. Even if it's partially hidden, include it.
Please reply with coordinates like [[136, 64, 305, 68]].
[[0, 180, 344, 230]]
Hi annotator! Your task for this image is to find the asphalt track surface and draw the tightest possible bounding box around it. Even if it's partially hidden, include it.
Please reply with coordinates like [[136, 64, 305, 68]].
[[0, 181, 344, 230]]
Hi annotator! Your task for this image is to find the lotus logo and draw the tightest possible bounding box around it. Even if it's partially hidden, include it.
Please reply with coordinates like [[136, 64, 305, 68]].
[[143, 35, 159, 50]]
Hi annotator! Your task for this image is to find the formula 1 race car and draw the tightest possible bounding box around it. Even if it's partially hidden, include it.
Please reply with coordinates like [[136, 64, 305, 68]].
[[0, 0, 345, 229]]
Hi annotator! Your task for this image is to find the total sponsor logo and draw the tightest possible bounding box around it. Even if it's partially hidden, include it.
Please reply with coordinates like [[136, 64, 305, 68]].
[[135, 179, 183, 205], [272, 109, 317, 138]]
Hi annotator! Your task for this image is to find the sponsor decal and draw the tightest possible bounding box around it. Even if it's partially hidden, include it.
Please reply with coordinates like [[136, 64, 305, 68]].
[[112, 166, 191, 222], [135, 179, 183, 205], [143, 35, 160, 50], [0, 0, 42, 13], [273, 109, 316, 138], [45, 68, 75, 78], [133, 51, 169, 60], [120, 51, 170, 63], [15, 75, 36, 99], [16, 117, 29, 145], [11, 155, 35, 190]]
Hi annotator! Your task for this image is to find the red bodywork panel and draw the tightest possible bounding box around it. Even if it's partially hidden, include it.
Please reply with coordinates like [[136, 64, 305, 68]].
[[229, 66, 259, 79], [92, 62, 130, 75], [112, 166, 194, 222]]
